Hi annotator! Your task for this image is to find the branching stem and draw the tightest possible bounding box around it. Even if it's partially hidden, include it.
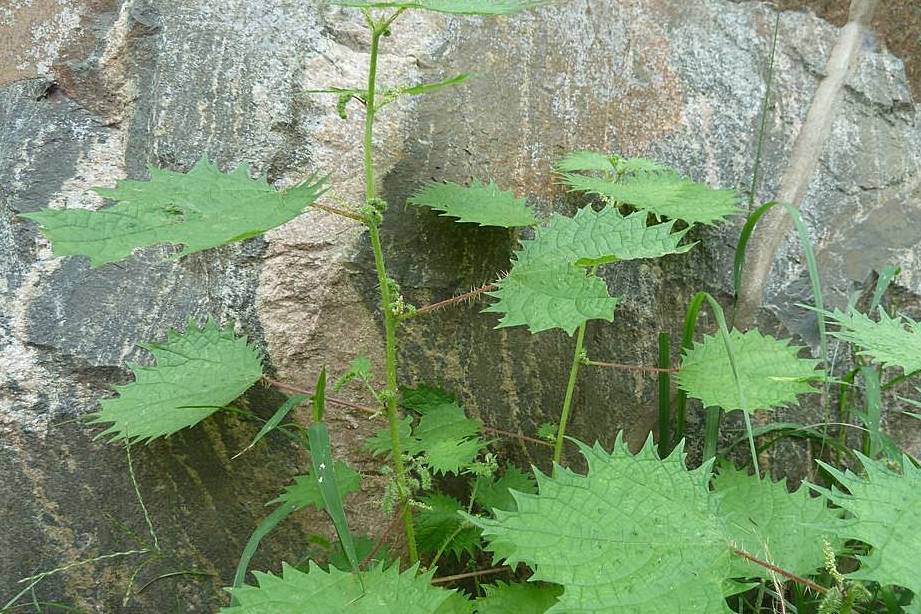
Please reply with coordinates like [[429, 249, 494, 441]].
[[584, 359, 677, 374], [362, 12, 417, 563], [405, 282, 498, 319], [313, 202, 367, 223]]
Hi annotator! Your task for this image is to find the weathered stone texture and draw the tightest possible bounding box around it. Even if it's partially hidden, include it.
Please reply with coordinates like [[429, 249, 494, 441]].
[[1, 0, 920, 610]]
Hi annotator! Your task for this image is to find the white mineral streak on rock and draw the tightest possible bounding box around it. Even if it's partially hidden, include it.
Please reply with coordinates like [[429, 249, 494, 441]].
[[1, 130, 128, 439]]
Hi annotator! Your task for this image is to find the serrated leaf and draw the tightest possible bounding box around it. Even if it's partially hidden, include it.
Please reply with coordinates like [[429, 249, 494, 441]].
[[520, 207, 694, 264], [825, 307, 921, 374], [408, 180, 537, 228], [485, 206, 691, 334], [401, 384, 457, 414], [677, 329, 823, 412], [415, 493, 481, 561], [475, 465, 537, 512], [223, 562, 463, 613], [90, 320, 262, 443], [331, 0, 552, 15], [555, 151, 614, 173], [329, 536, 394, 572], [469, 436, 734, 613], [815, 454, 921, 599], [269, 460, 361, 509], [475, 581, 563, 614], [712, 464, 842, 579], [333, 356, 372, 392], [366, 416, 413, 457], [367, 400, 485, 475], [561, 171, 740, 226], [484, 259, 618, 335], [537, 422, 557, 441], [21, 158, 327, 267], [410, 402, 486, 474], [614, 157, 669, 174]]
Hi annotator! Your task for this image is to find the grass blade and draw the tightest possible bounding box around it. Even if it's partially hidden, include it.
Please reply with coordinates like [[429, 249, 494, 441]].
[[870, 264, 901, 312], [233, 394, 309, 459], [747, 12, 781, 208], [307, 369, 363, 587], [675, 292, 708, 447], [231, 503, 297, 594], [732, 201, 778, 317], [859, 366, 882, 458]]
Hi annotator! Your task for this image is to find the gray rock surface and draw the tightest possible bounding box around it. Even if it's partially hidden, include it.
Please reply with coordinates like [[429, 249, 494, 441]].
[[1, 0, 919, 610]]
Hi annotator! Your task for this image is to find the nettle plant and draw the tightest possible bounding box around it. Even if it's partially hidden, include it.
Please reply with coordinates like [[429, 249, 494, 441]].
[[17, 1, 921, 613]]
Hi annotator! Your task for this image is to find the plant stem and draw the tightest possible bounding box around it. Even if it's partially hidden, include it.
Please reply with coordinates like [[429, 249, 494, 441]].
[[702, 406, 722, 463], [657, 332, 672, 458], [362, 16, 418, 563], [732, 548, 827, 594], [431, 567, 510, 585], [363, 27, 380, 201], [553, 321, 587, 467]]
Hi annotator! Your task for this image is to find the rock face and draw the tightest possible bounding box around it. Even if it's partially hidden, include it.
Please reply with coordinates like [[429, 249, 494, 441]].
[[1, 0, 919, 610]]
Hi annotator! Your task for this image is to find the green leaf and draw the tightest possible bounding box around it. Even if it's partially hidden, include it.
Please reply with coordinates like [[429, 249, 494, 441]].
[[21, 158, 327, 267], [484, 259, 619, 335], [712, 464, 842, 579], [401, 384, 457, 414], [329, 536, 393, 572], [536, 422, 557, 441], [614, 157, 670, 175], [554, 151, 614, 173], [223, 562, 463, 613], [484, 206, 692, 334], [410, 401, 486, 474], [367, 400, 485, 475], [330, 0, 553, 15], [825, 307, 921, 374], [520, 207, 694, 264], [475, 465, 537, 512], [474, 581, 563, 614], [366, 416, 413, 457], [408, 180, 537, 228], [415, 493, 481, 560], [333, 356, 372, 392], [379, 74, 471, 107], [561, 171, 740, 226], [816, 454, 921, 599], [90, 320, 262, 443], [308, 418, 361, 576], [677, 328, 823, 412], [468, 436, 733, 613], [269, 460, 361, 510], [234, 394, 308, 458]]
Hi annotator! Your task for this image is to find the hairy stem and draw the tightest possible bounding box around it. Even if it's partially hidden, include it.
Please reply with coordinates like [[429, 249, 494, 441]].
[[431, 567, 510, 585], [362, 16, 417, 563], [553, 321, 588, 467], [732, 548, 827, 594]]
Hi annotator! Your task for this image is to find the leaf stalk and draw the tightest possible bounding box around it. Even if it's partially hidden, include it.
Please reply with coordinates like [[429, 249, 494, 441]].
[[553, 320, 588, 467]]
